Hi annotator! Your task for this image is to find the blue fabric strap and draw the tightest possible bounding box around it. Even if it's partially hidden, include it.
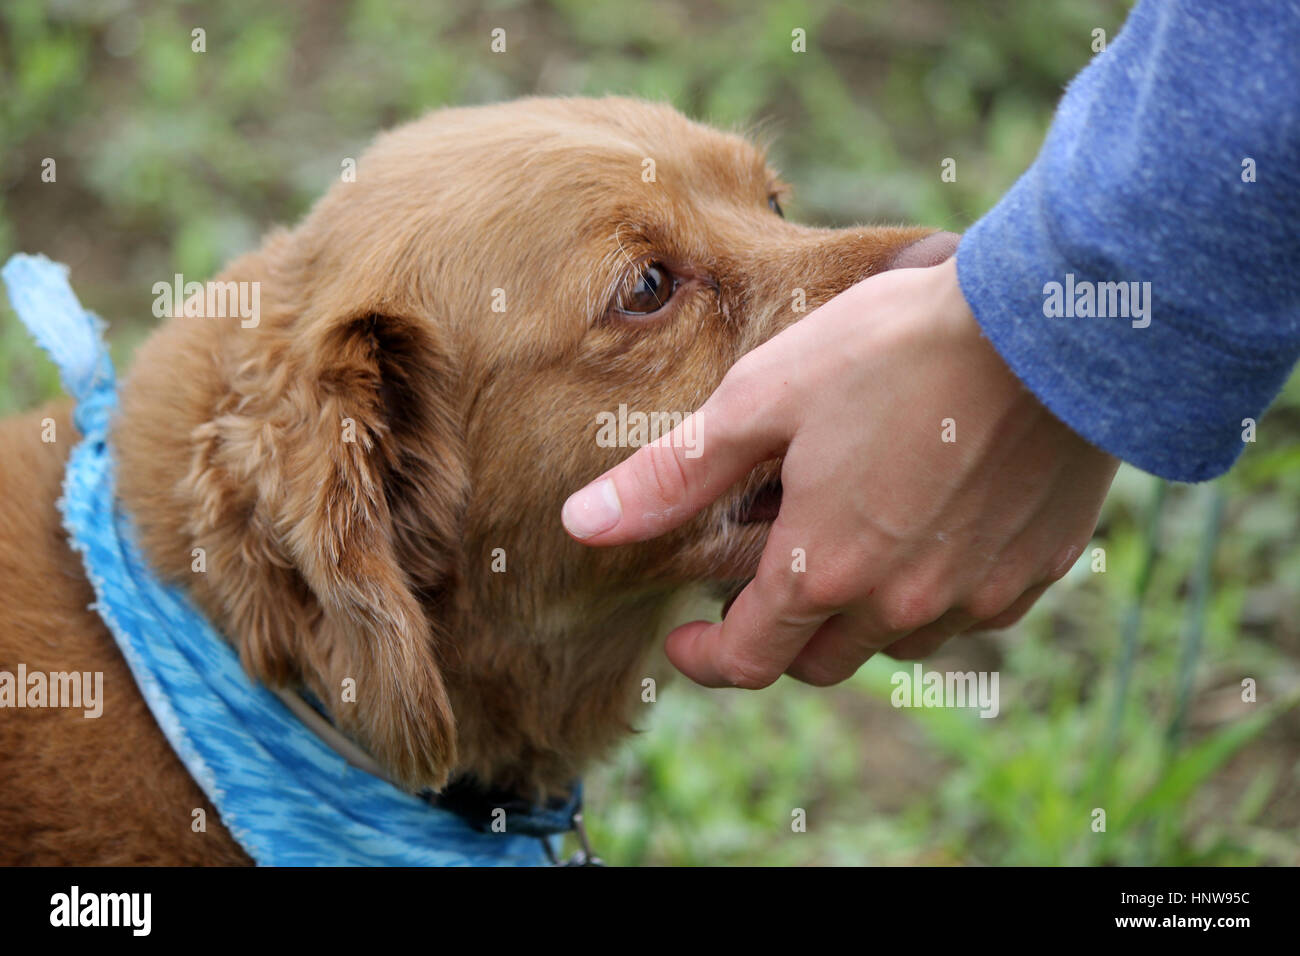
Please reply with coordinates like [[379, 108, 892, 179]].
[[2, 253, 555, 866]]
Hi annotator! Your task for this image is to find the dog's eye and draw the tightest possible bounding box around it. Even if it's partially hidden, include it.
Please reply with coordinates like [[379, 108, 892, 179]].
[[614, 262, 676, 316], [768, 195, 784, 218]]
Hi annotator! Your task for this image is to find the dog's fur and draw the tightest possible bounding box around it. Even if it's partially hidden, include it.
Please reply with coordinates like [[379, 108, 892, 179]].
[[0, 97, 942, 864]]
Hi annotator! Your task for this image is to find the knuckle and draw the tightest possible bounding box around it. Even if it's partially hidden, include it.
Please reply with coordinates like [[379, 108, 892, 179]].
[[708, 386, 754, 443], [639, 439, 691, 507], [878, 582, 947, 634], [717, 356, 781, 426], [964, 578, 1023, 623], [754, 555, 798, 599], [717, 648, 780, 690], [791, 570, 856, 614]]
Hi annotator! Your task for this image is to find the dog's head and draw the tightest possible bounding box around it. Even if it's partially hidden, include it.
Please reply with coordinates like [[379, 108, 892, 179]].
[[118, 96, 955, 796]]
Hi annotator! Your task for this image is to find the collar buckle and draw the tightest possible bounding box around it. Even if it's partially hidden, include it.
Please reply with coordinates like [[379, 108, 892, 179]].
[[543, 809, 604, 867]]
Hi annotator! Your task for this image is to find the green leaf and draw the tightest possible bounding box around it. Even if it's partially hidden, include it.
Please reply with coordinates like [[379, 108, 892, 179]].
[[1118, 692, 1300, 827]]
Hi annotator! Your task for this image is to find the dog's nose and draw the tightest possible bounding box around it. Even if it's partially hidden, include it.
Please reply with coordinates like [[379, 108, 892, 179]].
[[886, 230, 960, 270]]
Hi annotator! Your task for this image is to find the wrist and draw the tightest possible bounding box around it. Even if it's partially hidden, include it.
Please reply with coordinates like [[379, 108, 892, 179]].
[[929, 256, 1118, 466], [928, 255, 985, 347]]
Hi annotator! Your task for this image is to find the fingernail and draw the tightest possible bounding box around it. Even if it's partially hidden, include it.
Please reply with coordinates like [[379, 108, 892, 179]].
[[562, 479, 622, 539]]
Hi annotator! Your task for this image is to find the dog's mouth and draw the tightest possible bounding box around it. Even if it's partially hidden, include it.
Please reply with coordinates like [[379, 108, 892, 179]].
[[709, 472, 782, 610], [731, 478, 783, 524]]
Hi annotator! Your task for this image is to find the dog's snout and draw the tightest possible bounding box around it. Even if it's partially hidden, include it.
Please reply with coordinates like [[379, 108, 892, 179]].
[[886, 230, 960, 270]]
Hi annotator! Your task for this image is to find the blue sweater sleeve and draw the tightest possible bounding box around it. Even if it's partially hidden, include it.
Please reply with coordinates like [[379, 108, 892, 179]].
[[955, 0, 1300, 482]]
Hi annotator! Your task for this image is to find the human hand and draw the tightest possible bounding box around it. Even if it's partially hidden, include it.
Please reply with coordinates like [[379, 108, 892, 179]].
[[561, 256, 1119, 687]]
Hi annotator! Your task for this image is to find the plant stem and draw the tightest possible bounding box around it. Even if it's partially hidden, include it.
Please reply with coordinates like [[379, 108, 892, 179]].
[[1167, 484, 1227, 750], [1091, 478, 1167, 803]]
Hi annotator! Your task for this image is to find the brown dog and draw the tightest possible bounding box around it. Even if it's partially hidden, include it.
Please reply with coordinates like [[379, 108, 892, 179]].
[[0, 96, 953, 864]]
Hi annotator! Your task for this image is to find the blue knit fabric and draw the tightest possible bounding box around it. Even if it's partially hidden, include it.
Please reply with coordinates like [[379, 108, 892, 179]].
[[957, 0, 1300, 482], [2, 253, 551, 866]]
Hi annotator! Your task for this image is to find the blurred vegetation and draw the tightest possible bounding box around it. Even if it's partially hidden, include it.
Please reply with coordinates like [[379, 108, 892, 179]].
[[2, 0, 1297, 865]]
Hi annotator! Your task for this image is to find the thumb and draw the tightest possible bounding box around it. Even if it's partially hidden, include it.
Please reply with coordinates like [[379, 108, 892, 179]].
[[561, 377, 788, 545]]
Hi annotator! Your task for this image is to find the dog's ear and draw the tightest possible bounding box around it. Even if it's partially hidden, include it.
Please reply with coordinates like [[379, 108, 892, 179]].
[[189, 280, 469, 791], [277, 309, 468, 790]]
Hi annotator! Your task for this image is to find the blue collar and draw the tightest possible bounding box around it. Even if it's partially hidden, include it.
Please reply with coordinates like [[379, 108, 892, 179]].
[[2, 253, 574, 867]]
